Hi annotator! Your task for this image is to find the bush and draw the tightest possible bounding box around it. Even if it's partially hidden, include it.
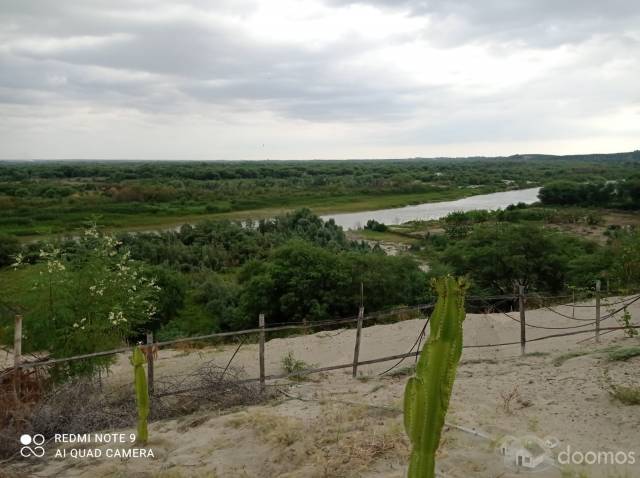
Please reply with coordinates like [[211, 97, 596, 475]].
[[0, 234, 19, 268], [6, 227, 161, 379], [365, 219, 388, 232]]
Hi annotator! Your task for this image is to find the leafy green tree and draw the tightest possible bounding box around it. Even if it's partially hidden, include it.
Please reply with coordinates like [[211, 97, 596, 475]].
[[442, 211, 473, 239], [365, 219, 388, 232], [10, 227, 160, 378], [608, 229, 640, 291], [239, 240, 351, 323], [149, 265, 187, 329], [441, 224, 579, 293], [238, 239, 427, 325], [192, 273, 242, 330]]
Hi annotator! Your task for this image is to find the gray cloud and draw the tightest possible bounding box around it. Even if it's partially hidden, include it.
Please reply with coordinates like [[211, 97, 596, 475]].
[[0, 0, 638, 159], [328, 0, 640, 47]]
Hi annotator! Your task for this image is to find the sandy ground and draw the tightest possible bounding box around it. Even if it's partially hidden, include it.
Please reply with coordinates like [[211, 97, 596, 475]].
[[6, 296, 640, 478]]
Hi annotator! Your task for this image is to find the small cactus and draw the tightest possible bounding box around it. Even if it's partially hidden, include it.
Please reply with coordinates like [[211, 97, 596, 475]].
[[131, 346, 149, 445], [404, 276, 467, 477]]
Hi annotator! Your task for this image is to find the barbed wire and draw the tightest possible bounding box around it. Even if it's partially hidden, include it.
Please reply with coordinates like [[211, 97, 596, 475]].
[[7, 292, 640, 371], [378, 316, 430, 376], [500, 310, 597, 330]]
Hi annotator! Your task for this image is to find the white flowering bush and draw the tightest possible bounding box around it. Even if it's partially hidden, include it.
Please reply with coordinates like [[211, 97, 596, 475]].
[[16, 226, 160, 379]]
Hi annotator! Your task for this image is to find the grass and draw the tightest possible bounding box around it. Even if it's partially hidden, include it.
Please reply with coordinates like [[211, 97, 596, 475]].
[[609, 385, 640, 405], [226, 410, 304, 446], [524, 351, 549, 357], [350, 228, 419, 245], [224, 404, 408, 477], [9, 185, 505, 240], [607, 346, 640, 362], [553, 350, 592, 367]]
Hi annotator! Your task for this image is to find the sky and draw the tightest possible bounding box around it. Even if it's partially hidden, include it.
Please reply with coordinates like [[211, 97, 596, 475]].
[[0, 0, 639, 160]]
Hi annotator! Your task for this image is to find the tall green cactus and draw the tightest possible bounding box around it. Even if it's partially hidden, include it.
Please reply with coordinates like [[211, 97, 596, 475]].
[[131, 346, 149, 445], [404, 276, 467, 478]]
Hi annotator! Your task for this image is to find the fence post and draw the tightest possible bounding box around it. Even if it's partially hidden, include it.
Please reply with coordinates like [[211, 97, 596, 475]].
[[519, 285, 526, 356], [146, 331, 154, 396], [352, 305, 365, 378], [14, 314, 22, 399], [259, 313, 265, 391], [595, 280, 601, 344]]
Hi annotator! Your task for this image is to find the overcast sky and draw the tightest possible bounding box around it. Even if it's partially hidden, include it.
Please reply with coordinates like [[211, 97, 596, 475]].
[[1, 0, 639, 160]]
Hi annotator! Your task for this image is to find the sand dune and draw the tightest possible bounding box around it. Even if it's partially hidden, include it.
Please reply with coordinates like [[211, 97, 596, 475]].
[[10, 296, 640, 477]]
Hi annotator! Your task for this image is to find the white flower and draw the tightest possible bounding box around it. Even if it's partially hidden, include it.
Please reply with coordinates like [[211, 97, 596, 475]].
[[73, 322, 79, 328], [11, 253, 24, 268]]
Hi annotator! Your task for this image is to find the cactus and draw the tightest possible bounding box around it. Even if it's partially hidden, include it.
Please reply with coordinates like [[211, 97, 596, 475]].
[[131, 346, 149, 445], [404, 276, 467, 478]]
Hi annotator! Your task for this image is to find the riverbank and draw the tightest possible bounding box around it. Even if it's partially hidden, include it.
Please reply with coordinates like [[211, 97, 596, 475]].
[[14, 184, 508, 242]]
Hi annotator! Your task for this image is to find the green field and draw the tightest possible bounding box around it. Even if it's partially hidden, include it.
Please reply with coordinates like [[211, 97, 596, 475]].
[[1, 153, 640, 363], [2, 153, 639, 239]]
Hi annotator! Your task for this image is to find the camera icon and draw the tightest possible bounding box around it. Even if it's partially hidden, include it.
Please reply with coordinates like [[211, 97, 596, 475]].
[[19, 434, 45, 458]]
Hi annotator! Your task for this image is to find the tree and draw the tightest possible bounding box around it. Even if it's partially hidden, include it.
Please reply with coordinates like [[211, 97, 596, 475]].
[[0, 234, 19, 268], [441, 224, 578, 293], [239, 240, 351, 323], [365, 219, 388, 232], [10, 226, 161, 379], [608, 229, 640, 291], [149, 265, 186, 329], [238, 239, 427, 325]]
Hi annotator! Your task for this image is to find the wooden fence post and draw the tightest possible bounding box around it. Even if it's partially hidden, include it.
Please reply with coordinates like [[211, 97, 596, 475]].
[[14, 314, 22, 399], [519, 285, 526, 356], [595, 280, 601, 344], [146, 331, 154, 396], [259, 313, 265, 391], [352, 306, 364, 378]]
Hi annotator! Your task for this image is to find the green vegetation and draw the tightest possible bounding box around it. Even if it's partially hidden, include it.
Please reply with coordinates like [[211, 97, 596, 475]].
[[2, 226, 160, 378], [0, 234, 19, 267], [539, 178, 640, 208], [607, 346, 640, 362], [364, 219, 388, 232], [404, 276, 466, 478], [616, 308, 638, 338], [281, 351, 310, 381], [415, 204, 640, 294], [609, 385, 640, 405], [2, 155, 640, 378], [1, 152, 638, 238], [553, 350, 593, 367], [0, 209, 430, 352]]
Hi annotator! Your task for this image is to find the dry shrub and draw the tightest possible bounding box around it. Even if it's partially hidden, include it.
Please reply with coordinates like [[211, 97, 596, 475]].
[[227, 411, 304, 446], [0, 360, 267, 460], [225, 403, 409, 478], [498, 385, 521, 415]]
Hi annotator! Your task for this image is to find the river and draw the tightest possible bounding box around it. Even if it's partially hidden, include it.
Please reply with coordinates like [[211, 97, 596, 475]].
[[321, 187, 541, 230]]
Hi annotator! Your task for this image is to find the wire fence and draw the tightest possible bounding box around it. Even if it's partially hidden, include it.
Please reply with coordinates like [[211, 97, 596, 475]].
[[5, 288, 639, 383]]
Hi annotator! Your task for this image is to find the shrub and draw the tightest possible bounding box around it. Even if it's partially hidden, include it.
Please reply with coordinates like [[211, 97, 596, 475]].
[[281, 351, 309, 380], [0, 234, 19, 268]]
